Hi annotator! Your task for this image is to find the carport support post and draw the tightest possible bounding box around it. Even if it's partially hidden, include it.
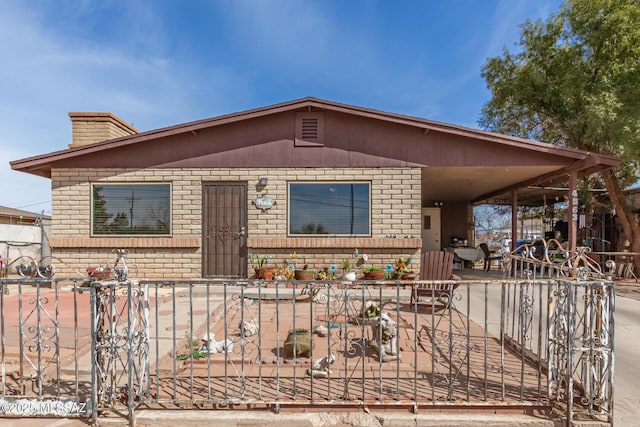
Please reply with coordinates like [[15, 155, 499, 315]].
[[568, 172, 578, 253], [511, 191, 518, 252]]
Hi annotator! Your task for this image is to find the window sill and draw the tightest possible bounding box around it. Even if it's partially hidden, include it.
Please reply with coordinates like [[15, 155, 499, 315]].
[[50, 237, 200, 248]]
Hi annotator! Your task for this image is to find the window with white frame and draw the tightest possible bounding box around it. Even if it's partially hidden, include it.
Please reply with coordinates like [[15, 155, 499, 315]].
[[91, 183, 171, 235], [288, 182, 370, 235]]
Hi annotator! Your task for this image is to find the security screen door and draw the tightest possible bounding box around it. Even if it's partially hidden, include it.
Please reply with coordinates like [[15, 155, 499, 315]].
[[202, 182, 247, 278]]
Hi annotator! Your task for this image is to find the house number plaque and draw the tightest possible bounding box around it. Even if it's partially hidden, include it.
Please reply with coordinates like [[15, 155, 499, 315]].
[[254, 195, 275, 211]]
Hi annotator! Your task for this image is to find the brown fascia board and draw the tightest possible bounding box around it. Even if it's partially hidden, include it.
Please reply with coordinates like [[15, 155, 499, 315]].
[[10, 96, 618, 177], [302, 98, 601, 160], [11, 98, 328, 176]]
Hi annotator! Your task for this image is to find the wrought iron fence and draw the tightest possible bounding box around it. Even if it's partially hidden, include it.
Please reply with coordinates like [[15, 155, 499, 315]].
[[0, 278, 92, 418], [90, 276, 613, 424], [1, 272, 614, 426], [503, 240, 615, 425]]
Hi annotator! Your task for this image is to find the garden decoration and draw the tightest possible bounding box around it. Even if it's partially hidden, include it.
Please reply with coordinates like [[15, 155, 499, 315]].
[[313, 325, 329, 337], [362, 301, 381, 319], [306, 352, 336, 378], [341, 259, 356, 281], [284, 328, 313, 357], [329, 264, 338, 278], [394, 256, 415, 279], [369, 312, 399, 362], [384, 264, 394, 279], [239, 320, 259, 337], [199, 332, 234, 355], [274, 265, 295, 280]]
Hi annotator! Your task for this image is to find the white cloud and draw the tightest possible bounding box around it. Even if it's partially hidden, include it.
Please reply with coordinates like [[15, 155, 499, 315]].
[[0, 146, 51, 214], [0, 0, 564, 211], [219, 1, 449, 117], [0, 1, 249, 210], [485, 0, 563, 58]]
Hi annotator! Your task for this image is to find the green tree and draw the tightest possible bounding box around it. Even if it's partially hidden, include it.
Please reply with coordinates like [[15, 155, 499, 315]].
[[480, 0, 640, 255]]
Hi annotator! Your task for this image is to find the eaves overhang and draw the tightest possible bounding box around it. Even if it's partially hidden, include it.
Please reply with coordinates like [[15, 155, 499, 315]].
[[10, 97, 618, 179], [471, 152, 620, 206]]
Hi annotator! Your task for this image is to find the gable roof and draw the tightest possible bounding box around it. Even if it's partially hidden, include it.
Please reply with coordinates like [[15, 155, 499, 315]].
[[10, 97, 620, 205]]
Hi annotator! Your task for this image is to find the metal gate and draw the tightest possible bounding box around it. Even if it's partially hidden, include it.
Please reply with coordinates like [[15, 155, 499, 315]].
[[0, 279, 92, 419], [0, 279, 149, 423]]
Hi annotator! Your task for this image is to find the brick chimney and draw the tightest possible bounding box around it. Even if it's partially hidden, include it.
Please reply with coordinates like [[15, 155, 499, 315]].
[[68, 112, 138, 148]]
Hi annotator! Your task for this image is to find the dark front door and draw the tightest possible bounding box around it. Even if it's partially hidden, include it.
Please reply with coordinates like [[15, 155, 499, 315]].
[[202, 182, 247, 278]]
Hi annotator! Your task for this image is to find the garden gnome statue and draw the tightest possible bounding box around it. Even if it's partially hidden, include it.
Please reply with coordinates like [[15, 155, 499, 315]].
[[369, 312, 399, 362]]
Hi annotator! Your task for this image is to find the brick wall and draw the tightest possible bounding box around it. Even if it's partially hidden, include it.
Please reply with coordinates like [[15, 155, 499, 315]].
[[68, 112, 138, 148], [50, 167, 422, 279]]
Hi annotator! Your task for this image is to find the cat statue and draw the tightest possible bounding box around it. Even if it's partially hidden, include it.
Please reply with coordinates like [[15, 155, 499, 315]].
[[199, 332, 234, 354]]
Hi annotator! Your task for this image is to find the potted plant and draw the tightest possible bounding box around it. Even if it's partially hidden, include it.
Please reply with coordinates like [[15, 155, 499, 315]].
[[394, 257, 415, 280], [315, 269, 328, 280], [341, 260, 356, 281], [250, 253, 274, 280], [294, 264, 315, 280], [274, 265, 295, 281], [363, 266, 385, 280]]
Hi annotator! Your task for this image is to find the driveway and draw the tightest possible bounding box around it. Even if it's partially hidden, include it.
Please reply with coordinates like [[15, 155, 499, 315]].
[[459, 270, 640, 427], [608, 286, 640, 426]]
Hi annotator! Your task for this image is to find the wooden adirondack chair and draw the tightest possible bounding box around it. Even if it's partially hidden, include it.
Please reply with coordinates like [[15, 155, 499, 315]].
[[412, 251, 459, 306]]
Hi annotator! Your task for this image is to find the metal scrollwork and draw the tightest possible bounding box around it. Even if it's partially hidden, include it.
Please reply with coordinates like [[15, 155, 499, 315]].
[[208, 219, 242, 244], [506, 239, 611, 281], [93, 282, 150, 408], [505, 242, 614, 419], [5, 255, 56, 278], [18, 293, 59, 393], [545, 278, 613, 418]]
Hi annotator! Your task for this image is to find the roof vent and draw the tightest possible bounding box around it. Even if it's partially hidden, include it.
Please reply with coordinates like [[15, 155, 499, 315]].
[[295, 112, 324, 147], [301, 117, 319, 139]]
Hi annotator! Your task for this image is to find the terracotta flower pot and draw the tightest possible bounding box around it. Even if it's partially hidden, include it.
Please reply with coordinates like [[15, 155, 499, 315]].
[[254, 267, 275, 280], [363, 270, 385, 280], [294, 269, 315, 280]]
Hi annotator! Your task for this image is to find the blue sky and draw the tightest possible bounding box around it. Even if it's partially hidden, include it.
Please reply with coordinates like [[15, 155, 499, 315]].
[[0, 0, 563, 215]]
